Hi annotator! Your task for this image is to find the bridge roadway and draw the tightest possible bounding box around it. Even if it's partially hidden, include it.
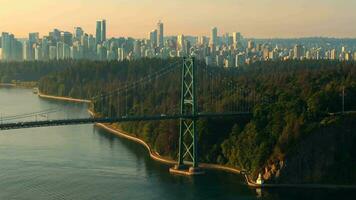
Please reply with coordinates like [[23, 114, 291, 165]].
[[0, 112, 252, 131]]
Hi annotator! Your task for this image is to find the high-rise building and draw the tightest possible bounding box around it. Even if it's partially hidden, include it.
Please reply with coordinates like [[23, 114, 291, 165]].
[[232, 32, 242, 50], [331, 49, 338, 60], [247, 40, 255, 50], [49, 46, 57, 60], [29, 32, 39, 45], [56, 42, 64, 60], [49, 29, 61, 42], [41, 37, 50, 60], [1, 32, 11, 60], [133, 40, 142, 59], [263, 47, 270, 60], [345, 52, 352, 61], [74, 27, 84, 40], [23, 33, 40, 60], [293, 44, 303, 59], [149, 29, 157, 48], [88, 34, 96, 52], [95, 20, 106, 44], [81, 34, 89, 50], [232, 32, 240, 45], [197, 36, 207, 46], [157, 21, 164, 48], [210, 27, 218, 46], [177, 34, 185, 53], [341, 46, 346, 53], [62, 32, 73, 46], [23, 41, 32, 61], [63, 43, 71, 59], [101, 20, 106, 42], [34, 45, 42, 60], [96, 21, 102, 44], [222, 33, 231, 46], [1, 32, 22, 61], [118, 47, 126, 61], [235, 53, 246, 67]]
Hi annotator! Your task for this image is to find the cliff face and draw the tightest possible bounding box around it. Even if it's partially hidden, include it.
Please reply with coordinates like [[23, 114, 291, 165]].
[[263, 114, 356, 184]]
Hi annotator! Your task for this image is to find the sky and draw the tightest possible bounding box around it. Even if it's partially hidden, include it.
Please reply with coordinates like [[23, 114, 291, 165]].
[[0, 0, 356, 39]]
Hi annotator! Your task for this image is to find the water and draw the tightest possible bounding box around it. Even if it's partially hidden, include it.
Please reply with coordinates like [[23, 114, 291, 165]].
[[0, 88, 353, 200]]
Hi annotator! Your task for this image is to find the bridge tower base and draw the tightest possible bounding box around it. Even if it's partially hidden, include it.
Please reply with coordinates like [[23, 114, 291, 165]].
[[169, 56, 204, 176]]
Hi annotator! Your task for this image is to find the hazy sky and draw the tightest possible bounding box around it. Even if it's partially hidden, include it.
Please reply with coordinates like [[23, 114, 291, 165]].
[[1, 0, 356, 38]]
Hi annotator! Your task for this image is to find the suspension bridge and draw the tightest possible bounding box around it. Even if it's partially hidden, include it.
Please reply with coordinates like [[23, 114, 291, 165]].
[[0, 57, 258, 175]]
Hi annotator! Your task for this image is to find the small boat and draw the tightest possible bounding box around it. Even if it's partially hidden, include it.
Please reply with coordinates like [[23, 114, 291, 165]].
[[33, 87, 39, 94]]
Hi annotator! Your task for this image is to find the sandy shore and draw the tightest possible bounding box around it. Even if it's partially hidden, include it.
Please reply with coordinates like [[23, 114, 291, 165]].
[[38, 92, 91, 103], [0, 83, 16, 87]]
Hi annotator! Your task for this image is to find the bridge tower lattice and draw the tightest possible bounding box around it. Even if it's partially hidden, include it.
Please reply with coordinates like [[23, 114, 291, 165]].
[[174, 57, 201, 173]]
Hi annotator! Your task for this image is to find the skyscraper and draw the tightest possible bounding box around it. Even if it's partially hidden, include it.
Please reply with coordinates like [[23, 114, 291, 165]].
[[1, 32, 11, 60], [331, 49, 338, 60], [23, 41, 32, 61], [232, 32, 241, 45], [96, 21, 102, 44], [133, 40, 142, 59], [157, 21, 164, 48], [293, 44, 304, 60], [1, 32, 22, 61], [197, 36, 207, 46], [232, 32, 242, 49], [62, 32, 73, 46], [74, 27, 84, 40], [49, 46, 57, 60], [210, 27, 218, 46], [101, 20, 106, 42], [149, 29, 157, 48], [177, 34, 185, 54], [49, 29, 61, 42], [29, 32, 39, 45], [96, 20, 106, 44], [247, 40, 255, 50]]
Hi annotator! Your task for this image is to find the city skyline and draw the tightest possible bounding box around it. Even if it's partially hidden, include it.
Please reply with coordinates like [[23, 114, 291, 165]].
[[1, 0, 356, 38], [2, 17, 356, 64]]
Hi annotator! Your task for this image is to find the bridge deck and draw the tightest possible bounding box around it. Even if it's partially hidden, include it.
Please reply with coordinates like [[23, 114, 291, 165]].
[[0, 112, 252, 131]]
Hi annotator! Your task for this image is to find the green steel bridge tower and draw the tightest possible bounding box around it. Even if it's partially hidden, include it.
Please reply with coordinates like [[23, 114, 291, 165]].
[[171, 56, 202, 175]]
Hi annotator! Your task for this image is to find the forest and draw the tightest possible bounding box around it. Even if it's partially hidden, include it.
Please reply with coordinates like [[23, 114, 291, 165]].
[[1, 58, 355, 184]]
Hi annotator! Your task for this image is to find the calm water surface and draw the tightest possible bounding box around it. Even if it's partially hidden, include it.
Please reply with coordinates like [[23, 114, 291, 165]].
[[0, 88, 353, 200]]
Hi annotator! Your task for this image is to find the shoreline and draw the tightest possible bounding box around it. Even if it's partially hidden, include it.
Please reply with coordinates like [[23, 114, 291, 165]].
[[87, 110, 246, 173], [0, 83, 29, 88], [39, 92, 356, 190], [38, 92, 91, 103], [0, 83, 16, 87]]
